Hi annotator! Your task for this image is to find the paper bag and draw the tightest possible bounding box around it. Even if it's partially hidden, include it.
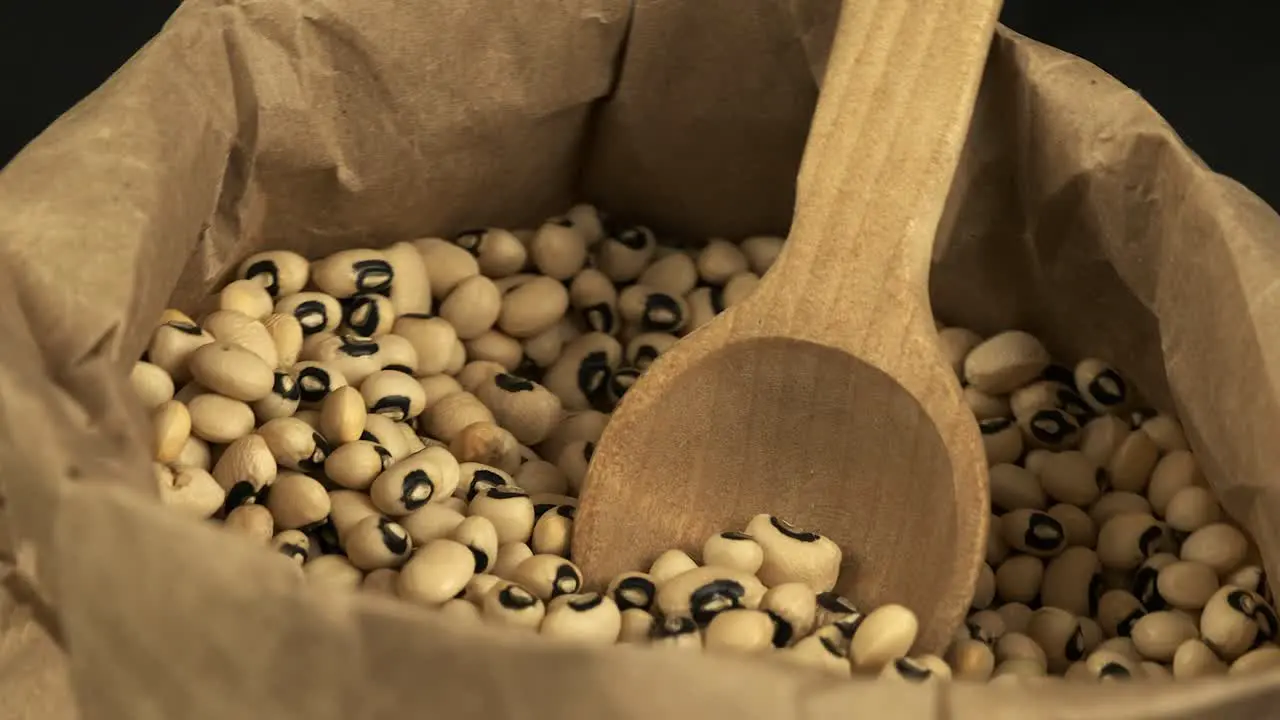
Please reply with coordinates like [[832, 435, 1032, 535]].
[[2, 1, 1280, 718]]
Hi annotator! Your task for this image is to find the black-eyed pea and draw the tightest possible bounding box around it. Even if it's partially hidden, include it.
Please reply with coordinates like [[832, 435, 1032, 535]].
[[496, 275, 568, 339], [344, 516, 413, 571], [258, 417, 330, 473], [650, 615, 703, 651], [814, 591, 861, 627], [1156, 560, 1220, 611], [849, 604, 919, 673], [393, 315, 458, 376], [514, 459, 569, 495], [637, 253, 698, 298], [463, 331, 522, 371], [415, 237, 481, 300], [304, 332, 384, 385], [295, 407, 326, 436], [148, 315, 216, 384], [370, 446, 461, 516], [595, 225, 656, 282], [271, 529, 312, 565], [338, 293, 394, 338], [990, 659, 1048, 683], [361, 370, 426, 423], [972, 562, 996, 610], [1226, 565, 1271, 600], [450, 515, 499, 574], [992, 603, 1032, 636], [1181, 523, 1250, 576], [252, 371, 301, 422], [1079, 649, 1141, 682], [522, 320, 572, 368], [1047, 504, 1097, 548], [935, 327, 982, 379], [379, 241, 432, 317], [963, 387, 1011, 421], [739, 235, 783, 275], [1079, 415, 1131, 467], [1164, 486, 1221, 533], [1140, 661, 1174, 681], [398, 538, 476, 606], [1229, 645, 1280, 676], [327, 490, 381, 546], [275, 292, 343, 337], [745, 514, 841, 592], [625, 333, 679, 373], [152, 400, 191, 463], [456, 360, 507, 393], [324, 441, 392, 491], [881, 655, 951, 682], [617, 609, 655, 643], [760, 583, 817, 646], [239, 250, 310, 298], [1097, 512, 1171, 571], [1130, 611, 1198, 662], [648, 549, 699, 584], [618, 285, 688, 335], [1022, 449, 1052, 475], [474, 373, 563, 446], [219, 278, 275, 321], [450, 422, 521, 475], [1089, 491, 1152, 527], [419, 375, 464, 413], [187, 393, 256, 443], [994, 632, 1048, 672], [989, 464, 1047, 512], [1139, 414, 1188, 453], [995, 554, 1043, 604], [1091, 637, 1141, 664], [156, 464, 225, 519], [433, 598, 482, 627], [263, 312, 304, 368], [655, 565, 766, 627], [537, 409, 609, 463], [531, 504, 574, 557], [211, 433, 276, 510], [1096, 589, 1147, 639], [783, 627, 851, 676], [722, 272, 760, 308], [131, 361, 175, 411], [1010, 381, 1092, 425], [510, 554, 583, 601], [1041, 547, 1101, 617], [1038, 451, 1104, 508], [703, 609, 777, 654], [265, 472, 330, 530], [174, 435, 211, 471], [423, 392, 496, 445], [962, 331, 1051, 394], [311, 249, 393, 299], [363, 412, 412, 460], [702, 532, 764, 576], [946, 637, 995, 681], [492, 542, 535, 580], [376, 333, 420, 376], [559, 204, 605, 245], [695, 239, 749, 285], [1019, 408, 1081, 451], [528, 221, 588, 280], [1146, 450, 1204, 517], [1025, 607, 1087, 673], [541, 592, 622, 644], [964, 610, 1006, 646], [455, 463, 514, 502], [1202, 586, 1277, 660], [1000, 509, 1068, 558], [557, 440, 594, 495], [980, 420, 1025, 468], [319, 385, 366, 445], [469, 485, 534, 544], [446, 334, 467, 375], [1105, 429, 1159, 494], [362, 568, 400, 596], [399, 503, 466, 547], [1079, 617, 1104, 654], [453, 228, 527, 279], [1074, 358, 1132, 414], [439, 275, 501, 340], [304, 555, 362, 592], [607, 572, 658, 613]]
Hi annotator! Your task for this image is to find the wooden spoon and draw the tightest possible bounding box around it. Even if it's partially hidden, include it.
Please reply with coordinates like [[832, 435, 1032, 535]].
[[572, 0, 1003, 652]]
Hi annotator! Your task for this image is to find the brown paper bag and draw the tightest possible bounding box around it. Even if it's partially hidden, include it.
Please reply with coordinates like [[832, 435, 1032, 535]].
[[2, 0, 1280, 718]]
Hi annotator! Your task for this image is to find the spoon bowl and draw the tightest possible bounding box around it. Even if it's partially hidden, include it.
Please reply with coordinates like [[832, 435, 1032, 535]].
[[574, 0, 1002, 653]]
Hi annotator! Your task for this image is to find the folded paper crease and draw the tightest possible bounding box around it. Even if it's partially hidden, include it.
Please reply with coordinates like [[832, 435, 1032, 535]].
[[1, 1, 1279, 718]]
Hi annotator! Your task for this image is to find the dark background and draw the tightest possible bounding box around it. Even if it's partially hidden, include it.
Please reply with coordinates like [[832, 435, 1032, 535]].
[[3, 1, 1277, 209]]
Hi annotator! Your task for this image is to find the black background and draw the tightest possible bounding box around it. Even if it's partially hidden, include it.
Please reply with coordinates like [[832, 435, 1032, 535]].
[[3, 1, 1277, 209]]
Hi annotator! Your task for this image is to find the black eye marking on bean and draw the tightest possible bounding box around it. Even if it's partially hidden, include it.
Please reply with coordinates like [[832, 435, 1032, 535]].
[[1024, 513, 1065, 552], [301, 433, 331, 472], [708, 285, 727, 315], [613, 576, 656, 611], [1041, 363, 1076, 387], [467, 546, 491, 573], [342, 295, 382, 336], [641, 293, 683, 332], [978, 417, 1014, 434], [1029, 409, 1078, 444], [371, 395, 411, 422], [581, 442, 596, 464], [965, 620, 994, 645], [687, 580, 746, 626], [1227, 590, 1279, 641], [1089, 573, 1105, 618], [633, 344, 660, 368], [552, 216, 574, 228], [720, 531, 753, 541], [243, 259, 281, 296], [608, 368, 640, 401], [309, 518, 343, 555], [651, 616, 698, 639], [894, 658, 933, 681], [1087, 368, 1127, 406], [1056, 388, 1093, 420], [453, 230, 485, 255], [373, 444, 393, 470], [293, 300, 330, 333], [818, 635, 848, 658], [166, 321, 204, 336], [338, 335, 380, 357], [352, 259, 394, 295], [223, 480, 259, 514], [1065, 625, 1087, 661], [487, 486, 528, 500], [1137, 525, 1167, 558], [359, 429, 378, 443], [556, 504, 576, 519], [578, 351, 612, 395], [615, 227, 651, 250], [513, 355, 543, 383], [1116, 609, 1145, 637], [271, 371, 300, 400], [399, 312, 435, 320], [764, 610, 794, 648], [399, 469, 435, 510], [495, 373, 535, 393], [568, 593, 604, 612], [552, 564, 582, 597], [498, 586, 538, 609], [467, 470, 507, 501], [815, 592, 858, 615], [377, 518, 410, 555], [1131, 566, 1166, 610], [384, 364, 414, 377], [770, 516, 820, 542], [296, 367, 333, 402], [533, 503, 557, 520], [277, 543, 308, 563], [1095, 467, 1112, 493], [582, 303, 616, 334], [1097, 662, 1131, 679], [1128, 407, 1157, 430]]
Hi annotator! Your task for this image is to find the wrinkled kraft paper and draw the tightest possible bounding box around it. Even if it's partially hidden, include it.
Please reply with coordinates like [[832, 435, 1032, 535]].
[[1, 0, 1280, 718]]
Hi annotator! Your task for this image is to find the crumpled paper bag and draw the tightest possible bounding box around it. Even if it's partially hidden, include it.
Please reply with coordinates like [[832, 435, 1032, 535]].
[[1, 1, 1280, 718]]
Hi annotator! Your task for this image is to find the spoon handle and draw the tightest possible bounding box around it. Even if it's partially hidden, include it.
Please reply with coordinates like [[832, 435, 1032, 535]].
[[753, 0, 1002, 348]]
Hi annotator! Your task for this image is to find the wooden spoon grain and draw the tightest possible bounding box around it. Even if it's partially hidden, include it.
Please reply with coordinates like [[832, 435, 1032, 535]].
[[573, 0, 1002, 653]]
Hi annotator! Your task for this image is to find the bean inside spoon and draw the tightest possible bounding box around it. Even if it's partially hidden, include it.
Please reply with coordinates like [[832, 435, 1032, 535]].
[[573, 0, 1002, 653]]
